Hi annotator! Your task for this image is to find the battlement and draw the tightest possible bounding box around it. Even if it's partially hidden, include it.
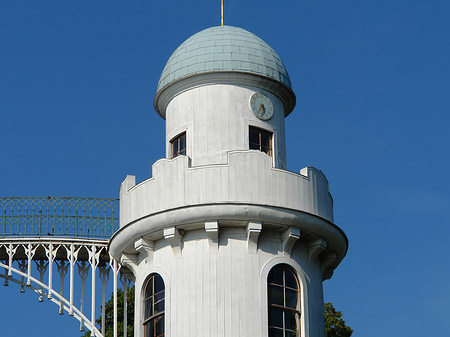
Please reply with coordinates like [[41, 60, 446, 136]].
[[120, 150, 333, 228]]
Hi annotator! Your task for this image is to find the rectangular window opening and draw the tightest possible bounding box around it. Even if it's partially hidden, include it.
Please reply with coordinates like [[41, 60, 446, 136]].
[[249, 126, 272, 156], [171, 132, 186, 158]]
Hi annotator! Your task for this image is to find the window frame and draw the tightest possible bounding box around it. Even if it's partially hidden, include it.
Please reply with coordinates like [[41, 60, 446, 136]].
[[267, 264, 301, 337], [143, 273, 165, 337], [249, 126, 273, 157], [170, 132, 186, 158]]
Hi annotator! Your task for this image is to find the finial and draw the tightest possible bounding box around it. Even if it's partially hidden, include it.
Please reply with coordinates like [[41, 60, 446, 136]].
[[221, 0, 224, 26]]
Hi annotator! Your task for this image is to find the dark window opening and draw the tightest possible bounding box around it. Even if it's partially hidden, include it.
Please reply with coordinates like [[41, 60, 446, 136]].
[[171, 132, 186, 158], [249, 126, 272, 156], [268, 264, 300, 337], [143, 273, 165, 337]]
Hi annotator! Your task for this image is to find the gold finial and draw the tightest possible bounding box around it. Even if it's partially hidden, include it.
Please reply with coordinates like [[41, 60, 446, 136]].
[[221, 0, 224, 26]]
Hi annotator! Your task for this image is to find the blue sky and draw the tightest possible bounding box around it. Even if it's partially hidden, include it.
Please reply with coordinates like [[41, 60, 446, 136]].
[[1, 1, 449, 336]]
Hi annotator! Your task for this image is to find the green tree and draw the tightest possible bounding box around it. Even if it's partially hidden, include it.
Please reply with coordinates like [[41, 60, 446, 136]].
[[324, 302, 353, 337], [82, 286, 135, 337]]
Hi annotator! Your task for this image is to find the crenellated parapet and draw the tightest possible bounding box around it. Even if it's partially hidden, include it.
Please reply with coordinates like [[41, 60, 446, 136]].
[[110, 150, 347, 277], [119, 151, 333, 227]]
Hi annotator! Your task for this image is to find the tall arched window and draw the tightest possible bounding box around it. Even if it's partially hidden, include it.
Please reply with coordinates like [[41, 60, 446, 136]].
[[268, 264, 301, 337], [143, 273, 165, 337]]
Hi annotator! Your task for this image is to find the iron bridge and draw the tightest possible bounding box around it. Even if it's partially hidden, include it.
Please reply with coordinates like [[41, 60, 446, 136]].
[[0, 197, 131, 337]]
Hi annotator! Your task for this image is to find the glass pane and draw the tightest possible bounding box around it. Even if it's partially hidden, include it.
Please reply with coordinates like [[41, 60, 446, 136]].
[[154, 290, 165, 302], [261, 132, 271, 150], [269, 327, 284, 337], [284, 310, 298, 332], [156, 316, 165, 337], [173, 140, 179, 157], [180, 134, 186, 154], [145, 278, 154, 299], [145, 298, 153, 319], [269, 285, 284, 306], [261, 144, 269, 154], [154, 275, 164, 292], [268, 307, 283, 328], [154, 299, 165, 314], [268, 266, 283, 285], [285, 288, 298, 309], [249, 129, 260, 150], [284, 269, 298, 289], [145, 320, 155, 337], [285, 329, 297, 337]]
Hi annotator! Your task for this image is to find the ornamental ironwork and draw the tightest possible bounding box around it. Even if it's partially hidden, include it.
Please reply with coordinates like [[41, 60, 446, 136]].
[[0, 237, 133, 337], [0, 197, 119, 239]]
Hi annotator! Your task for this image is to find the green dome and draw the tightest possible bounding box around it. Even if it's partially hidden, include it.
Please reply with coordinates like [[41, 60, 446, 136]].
[[156, 25, 292, 93]]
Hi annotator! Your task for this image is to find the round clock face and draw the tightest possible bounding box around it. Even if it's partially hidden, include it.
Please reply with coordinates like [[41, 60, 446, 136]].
[[250, 92, 274, 120]]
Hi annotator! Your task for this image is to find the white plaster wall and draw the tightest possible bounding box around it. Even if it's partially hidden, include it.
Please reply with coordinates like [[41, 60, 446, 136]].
[[119, 151, 333, 230], [132, 229, 325, 337], [165, 84, 287, 169]]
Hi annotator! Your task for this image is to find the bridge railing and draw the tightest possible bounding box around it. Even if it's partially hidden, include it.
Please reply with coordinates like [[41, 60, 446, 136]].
[[0, 197, 119, 239]]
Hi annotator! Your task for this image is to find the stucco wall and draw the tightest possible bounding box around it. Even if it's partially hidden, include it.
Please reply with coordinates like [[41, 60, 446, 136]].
[[132, 228, 326, 337], [165, 84, 287, 169], [119, 151, 333, 229]]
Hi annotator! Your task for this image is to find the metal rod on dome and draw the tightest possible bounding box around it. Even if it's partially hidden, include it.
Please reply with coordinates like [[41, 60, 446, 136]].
[[221, 0, 224, 26]]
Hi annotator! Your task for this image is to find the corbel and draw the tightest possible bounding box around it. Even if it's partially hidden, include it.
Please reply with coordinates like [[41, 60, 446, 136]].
[[247, 221, 262, 253], [120, 253, 139, 274], [307, 238, 327, 266], [281, 227, 301, 256], [164, 227, 183, 258], [134, 238, 155, 264], [321, 252, 337, 281], [205, 221, 219, 253]]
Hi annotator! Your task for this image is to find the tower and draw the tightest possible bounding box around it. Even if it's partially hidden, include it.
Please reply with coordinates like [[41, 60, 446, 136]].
[[109, 25, 348, 337]]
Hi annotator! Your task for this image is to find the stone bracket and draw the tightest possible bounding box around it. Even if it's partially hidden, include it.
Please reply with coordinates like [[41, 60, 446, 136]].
[[321, 252, 337, 281], [281, 227, 301, 256], [307, 238, 327, 266], [205, 221, 219, 253], [120, 253, 138, 275], [164, 227, 183, 258], [134, 238, 155, 264], [247, 221, 262, 253]]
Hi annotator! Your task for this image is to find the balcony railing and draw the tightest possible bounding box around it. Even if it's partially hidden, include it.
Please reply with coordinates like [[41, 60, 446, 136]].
[[0, 197, 119, 239]]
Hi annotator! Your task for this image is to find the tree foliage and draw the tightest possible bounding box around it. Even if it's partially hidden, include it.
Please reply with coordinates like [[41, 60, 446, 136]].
[[82, 286, 135, 337], [324, 302, 353, 337]]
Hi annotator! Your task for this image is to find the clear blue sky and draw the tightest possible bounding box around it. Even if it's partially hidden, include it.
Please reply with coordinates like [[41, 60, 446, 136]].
[[1, 1, 449, 336]]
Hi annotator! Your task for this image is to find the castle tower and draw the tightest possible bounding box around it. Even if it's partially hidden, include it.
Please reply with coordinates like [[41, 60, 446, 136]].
[[109, 25, 348, 337]]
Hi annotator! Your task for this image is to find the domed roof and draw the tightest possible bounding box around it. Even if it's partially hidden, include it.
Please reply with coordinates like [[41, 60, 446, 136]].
[[156, 25, 292, 93]]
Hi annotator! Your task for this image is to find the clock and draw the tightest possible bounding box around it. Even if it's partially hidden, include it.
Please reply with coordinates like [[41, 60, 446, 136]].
[[249, 92, 274, 120]]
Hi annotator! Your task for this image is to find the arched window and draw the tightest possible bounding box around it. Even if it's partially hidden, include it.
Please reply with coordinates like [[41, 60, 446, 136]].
[[268, 264, 301, 337], [143, 273, 165, 337]]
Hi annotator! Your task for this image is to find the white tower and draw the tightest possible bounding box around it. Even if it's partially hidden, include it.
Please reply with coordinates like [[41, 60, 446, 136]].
[[109, 25, 348, 337]]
